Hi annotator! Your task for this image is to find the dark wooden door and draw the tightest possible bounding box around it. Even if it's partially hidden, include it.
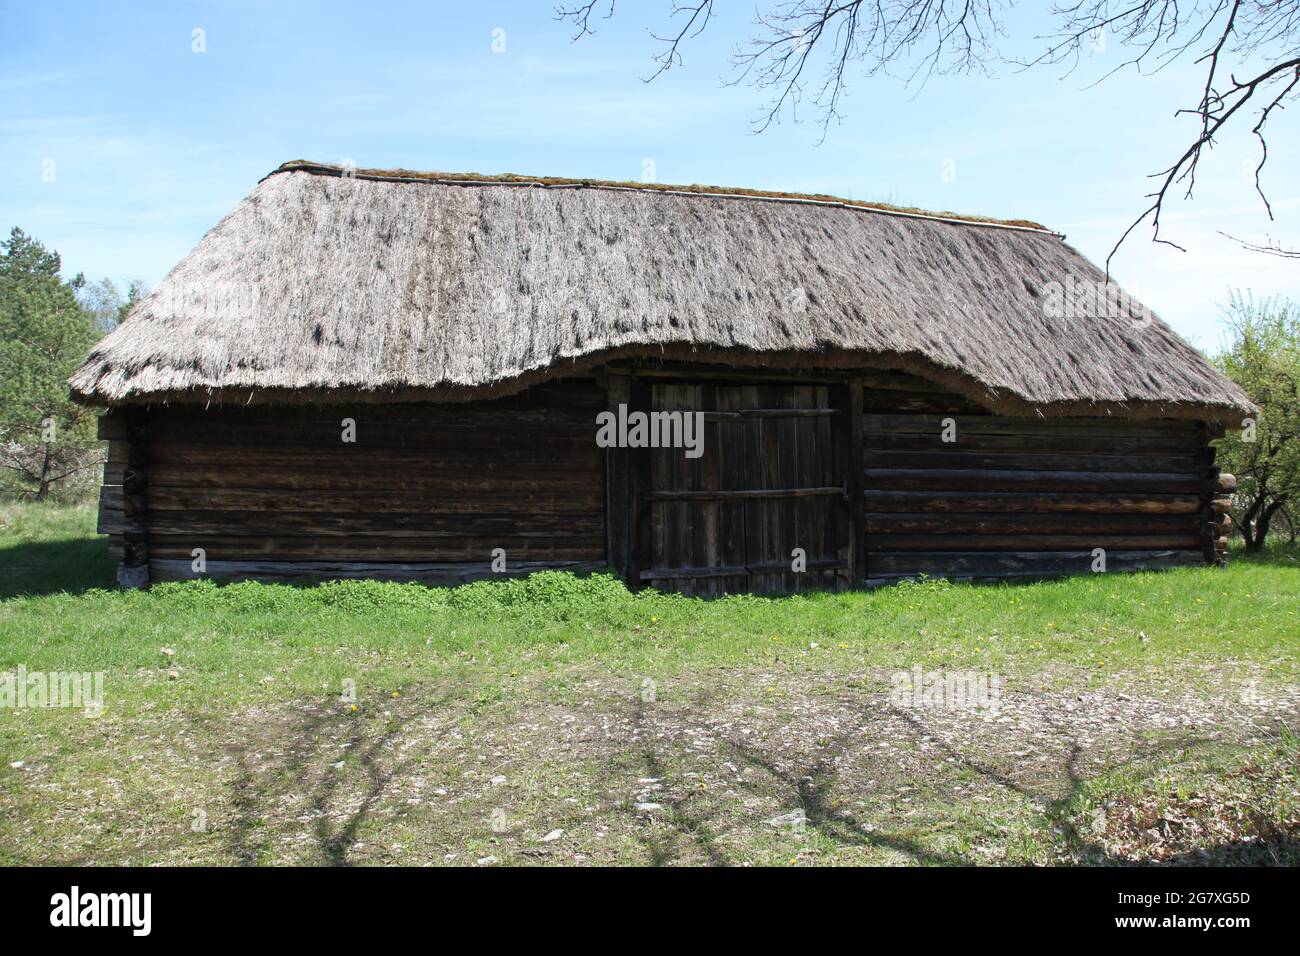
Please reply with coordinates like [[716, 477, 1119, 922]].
[[636, 382, 851, 595]]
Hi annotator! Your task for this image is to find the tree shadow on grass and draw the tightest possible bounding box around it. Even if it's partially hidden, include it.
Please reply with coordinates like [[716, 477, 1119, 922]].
[[888, 705, 1300, 866], [723, 729, 970, 865], [888, 707, 1222, 864], [0, 536, 116, 599], [224, 691, 457, 866], [596, 683, 1267, 867], [602, 690, 966, 866], [611, 693, 734, 867]]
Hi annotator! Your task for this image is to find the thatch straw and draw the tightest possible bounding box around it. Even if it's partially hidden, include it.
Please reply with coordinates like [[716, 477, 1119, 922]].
[[69, 162, 1253, 422]]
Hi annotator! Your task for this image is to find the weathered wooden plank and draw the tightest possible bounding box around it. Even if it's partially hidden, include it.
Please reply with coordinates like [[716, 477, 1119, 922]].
[[148, 416, 602, 445], [864, 414, 1201, 438], [149, 536, 604, 561], [626, 378, 652, 590], [845, 383, 865, 584], [866, 430, 1204, 454], [736, 407, 840, 419], [148, 440, 601, 468], [639, 558, 847, 581], [147, 486, 602, 514], [604, 372, 631, 577], [866, 533, 1201, 551], [868, 449, 1200, 473], [148, 465, 601, 492], [146, 511, 604, 537], [646, 486, 843, 501], [862, 491, 1202, 514], [864, 468, 1204, 494], [865, 512, 1199, 535], [868, 549, 1206, 577]]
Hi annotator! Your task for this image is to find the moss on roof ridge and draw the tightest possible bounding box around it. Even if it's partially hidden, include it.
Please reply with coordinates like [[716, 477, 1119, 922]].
[[270, 159, 1053, 233]]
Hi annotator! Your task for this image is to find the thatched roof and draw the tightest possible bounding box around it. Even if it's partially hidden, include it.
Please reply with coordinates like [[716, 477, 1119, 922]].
[[70, 160, 1252, 421]]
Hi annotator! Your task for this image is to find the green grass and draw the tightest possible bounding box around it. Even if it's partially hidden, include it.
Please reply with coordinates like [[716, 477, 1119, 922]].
[[0, 501, 1296, 866]]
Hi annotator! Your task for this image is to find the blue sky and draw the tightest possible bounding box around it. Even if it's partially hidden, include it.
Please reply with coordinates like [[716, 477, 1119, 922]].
[[3, 0, 1297, 353]]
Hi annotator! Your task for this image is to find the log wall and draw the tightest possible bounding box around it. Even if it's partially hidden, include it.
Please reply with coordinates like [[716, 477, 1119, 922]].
[[861, 380, 1221, 581], [92, 366, 1226, 591], [98, 380, 607, 585]]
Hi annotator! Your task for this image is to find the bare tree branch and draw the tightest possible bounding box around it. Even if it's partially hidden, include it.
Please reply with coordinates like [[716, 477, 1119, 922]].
[[1220, 231, 1300, 258], [558, 0, 1300, 262]]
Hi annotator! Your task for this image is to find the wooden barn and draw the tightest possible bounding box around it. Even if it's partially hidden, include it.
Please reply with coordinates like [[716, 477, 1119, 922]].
[[70, 161, 1251, 594]]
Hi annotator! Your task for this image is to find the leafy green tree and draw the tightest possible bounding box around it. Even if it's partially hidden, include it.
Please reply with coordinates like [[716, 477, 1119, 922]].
[[0, 228, 103, 501], [1214, 293, 1300, 550]]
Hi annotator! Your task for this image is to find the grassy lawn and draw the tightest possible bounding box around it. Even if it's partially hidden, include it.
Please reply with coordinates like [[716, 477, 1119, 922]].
[[1, 501, 1296, 866]]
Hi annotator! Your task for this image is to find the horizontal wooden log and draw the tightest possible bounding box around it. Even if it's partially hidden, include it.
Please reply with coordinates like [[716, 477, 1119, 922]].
[[866, 533, 1201, 551], [1210, 496, 1232, 514], [146, 511, 603, 538], [148, 536, 603, 562], [148, 440, 602, 469], [150, 558, 607, 585], [1215, 473, 1237, 493], [866, 430, 1202, 455], [865, 512, 1198, 535], [647, 486, 843, 502], [653, 408, 836, 422], [867, 549, 1206, 577], [148, 465, 601, 493], [148, 486, 603, 514], [98, 509, 125, 536], [861, 391, 985, 414], [868, 449, 1200, 473], [864, 468, 1204, 494], [736, 408, 838, 418], [862, 491, 1201, 514], [640, 558, 847, 580], [864, 414, 1201, 438], [148, 420, 604, 448]]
